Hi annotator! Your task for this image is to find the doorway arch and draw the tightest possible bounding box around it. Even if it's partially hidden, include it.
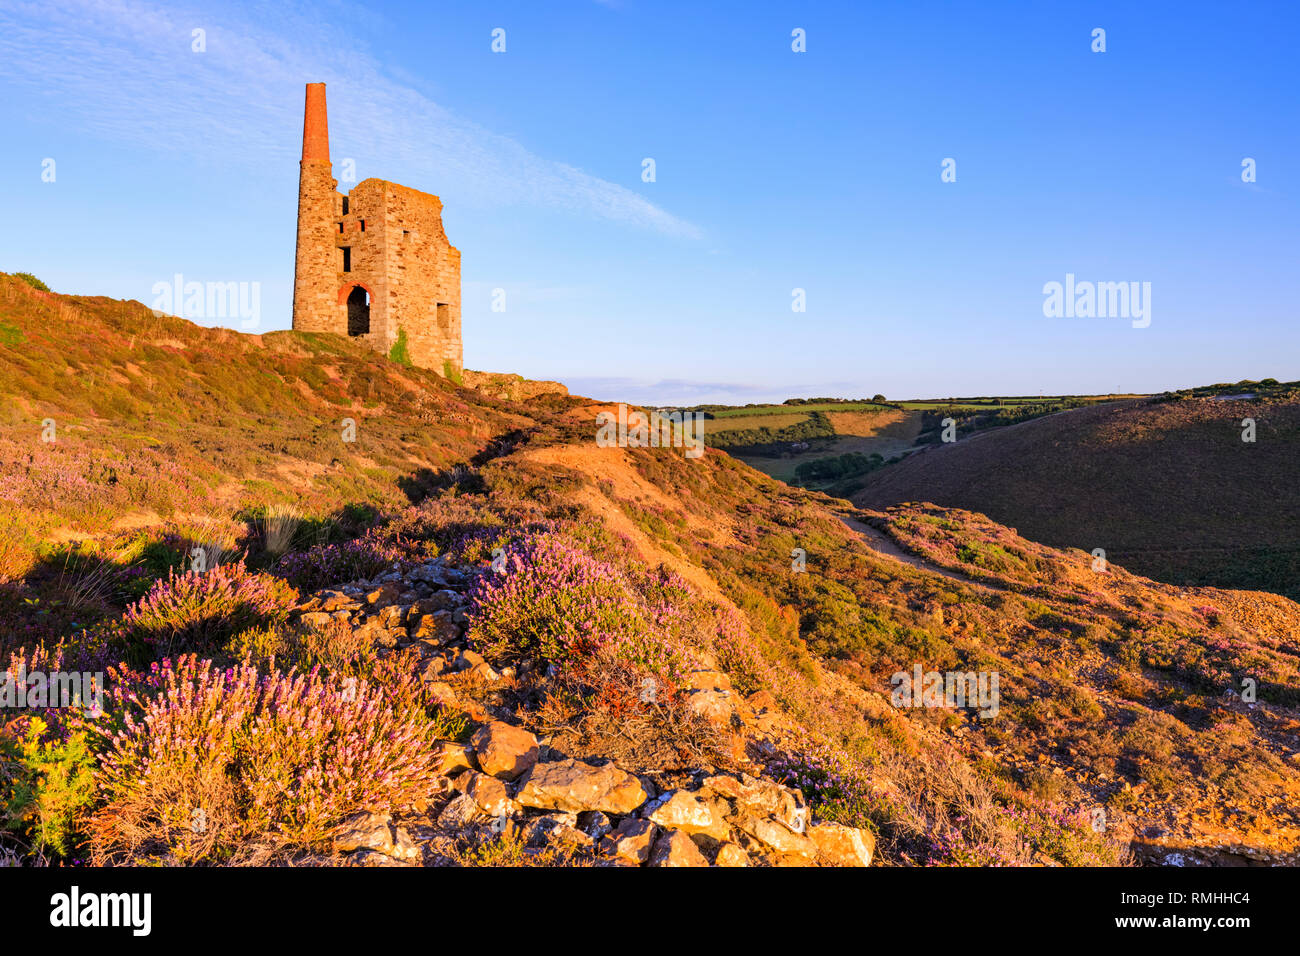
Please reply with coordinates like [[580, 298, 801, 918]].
[[338, 282, 373, 336]]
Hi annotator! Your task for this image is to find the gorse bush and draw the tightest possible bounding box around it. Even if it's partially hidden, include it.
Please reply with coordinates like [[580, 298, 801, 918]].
[[11, 272, 50, 293], [0, 716, 96, 858], [117, 563, 297, 657], [87, 656, 447, 864]]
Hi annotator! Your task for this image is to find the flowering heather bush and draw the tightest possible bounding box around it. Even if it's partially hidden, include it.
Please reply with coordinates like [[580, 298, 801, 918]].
[[87, 656, 446, 863], [467, 534, 645, 666], [276, 536, 403, 591], [768, 745, 872, 812], [996, 802, 1123, 867], [765, 738, 1122, 866], [16, 624, 119, 679], [709, 601, 792, 699], [764, 742, 905, 849], [376, 496, 561, 566], [117, 563, 296, 657], [3, 645, 75, 730], [466, 534, 713, 723], [0, 436, 204, 529]]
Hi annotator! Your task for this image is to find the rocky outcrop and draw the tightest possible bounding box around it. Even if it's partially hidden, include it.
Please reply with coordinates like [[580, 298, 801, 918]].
[[645, 790, 731, 841], [332, 811, 420, 865], [461, 369, 569, 402]]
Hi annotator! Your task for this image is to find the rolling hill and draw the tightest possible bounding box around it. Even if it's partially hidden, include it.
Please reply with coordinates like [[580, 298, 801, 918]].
[[2, 273, 1299, 868], [852, 394, 1300, 601]]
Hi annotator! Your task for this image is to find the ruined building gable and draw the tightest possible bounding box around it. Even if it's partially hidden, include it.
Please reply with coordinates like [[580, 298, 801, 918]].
[[291, 83, 462, 375]]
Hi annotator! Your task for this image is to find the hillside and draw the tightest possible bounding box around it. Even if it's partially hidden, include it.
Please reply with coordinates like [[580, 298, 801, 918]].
[[852, 395, 1300, 601], [693, 395, 1130, 492], [2, 274, 1299, 868]]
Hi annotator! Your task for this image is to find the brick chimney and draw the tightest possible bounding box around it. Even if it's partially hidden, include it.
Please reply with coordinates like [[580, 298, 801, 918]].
[[301, 81, 330, 163], [292, 82, 340, 334]]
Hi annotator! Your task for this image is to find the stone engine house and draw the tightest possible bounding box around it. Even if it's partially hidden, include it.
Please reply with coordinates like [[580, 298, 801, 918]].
[[291, 82, 462, 375]]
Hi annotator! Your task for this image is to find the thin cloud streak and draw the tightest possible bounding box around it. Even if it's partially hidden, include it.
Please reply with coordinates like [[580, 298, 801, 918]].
[[0, 0, 700, 238]]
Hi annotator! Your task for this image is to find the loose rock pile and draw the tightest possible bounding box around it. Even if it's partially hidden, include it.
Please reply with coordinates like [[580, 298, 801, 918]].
[[290, 557, 874, 867]]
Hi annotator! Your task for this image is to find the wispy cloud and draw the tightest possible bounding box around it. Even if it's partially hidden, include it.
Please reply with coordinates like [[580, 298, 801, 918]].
[[0, 0, 699, 238]]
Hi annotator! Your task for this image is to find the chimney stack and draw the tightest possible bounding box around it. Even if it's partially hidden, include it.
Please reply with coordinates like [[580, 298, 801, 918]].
[[292, 82, 338, 334], [301, 82, 330, 163]]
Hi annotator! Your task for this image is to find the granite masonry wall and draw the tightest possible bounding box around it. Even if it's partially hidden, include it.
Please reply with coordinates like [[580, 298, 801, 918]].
[[291, 82, 463, 375]]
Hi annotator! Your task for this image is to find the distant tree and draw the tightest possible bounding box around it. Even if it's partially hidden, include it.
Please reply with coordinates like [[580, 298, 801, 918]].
[[872, 394, 886, 403]]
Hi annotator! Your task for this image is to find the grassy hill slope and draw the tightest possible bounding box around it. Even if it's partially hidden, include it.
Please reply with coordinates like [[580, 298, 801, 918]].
[[852, 395, 1300, 601], [1, 275, 1298, 867]]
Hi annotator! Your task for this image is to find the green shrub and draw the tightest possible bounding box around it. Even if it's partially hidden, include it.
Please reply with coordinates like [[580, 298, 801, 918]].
[[1, 717, 96, 858], [707, 411, 835, 453], [12, 272, 50, 292], [388, 327, 413, 367]]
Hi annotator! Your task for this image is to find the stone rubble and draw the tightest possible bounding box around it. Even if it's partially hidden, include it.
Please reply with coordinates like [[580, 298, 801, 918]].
[[291, 557, 875, 868]]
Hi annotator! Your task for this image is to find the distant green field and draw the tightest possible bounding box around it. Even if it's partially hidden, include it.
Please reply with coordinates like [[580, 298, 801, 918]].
[[897, 402, 995, 411], [901, 399, 1061, 411], [704, 393, 1155, 495], [898, 394, 1145, 411], [709, 401, 891, 418]]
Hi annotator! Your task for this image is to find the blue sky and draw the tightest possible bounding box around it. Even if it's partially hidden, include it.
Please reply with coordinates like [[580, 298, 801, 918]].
[[0, 0, 1295, 404]]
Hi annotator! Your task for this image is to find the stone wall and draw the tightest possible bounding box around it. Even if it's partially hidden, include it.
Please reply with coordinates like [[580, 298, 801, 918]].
[[291, 165, 343, 334]]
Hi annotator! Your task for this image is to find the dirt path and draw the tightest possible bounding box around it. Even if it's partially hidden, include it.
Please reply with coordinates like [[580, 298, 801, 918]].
[[836, 513, 996, 592]]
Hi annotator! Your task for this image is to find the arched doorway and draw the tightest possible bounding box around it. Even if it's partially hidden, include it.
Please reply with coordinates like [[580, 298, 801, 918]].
[[346, 286, 370, 336]]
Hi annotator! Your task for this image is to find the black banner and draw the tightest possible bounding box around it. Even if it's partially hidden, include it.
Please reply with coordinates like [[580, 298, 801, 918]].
[[1, 864, 1282, 943]]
